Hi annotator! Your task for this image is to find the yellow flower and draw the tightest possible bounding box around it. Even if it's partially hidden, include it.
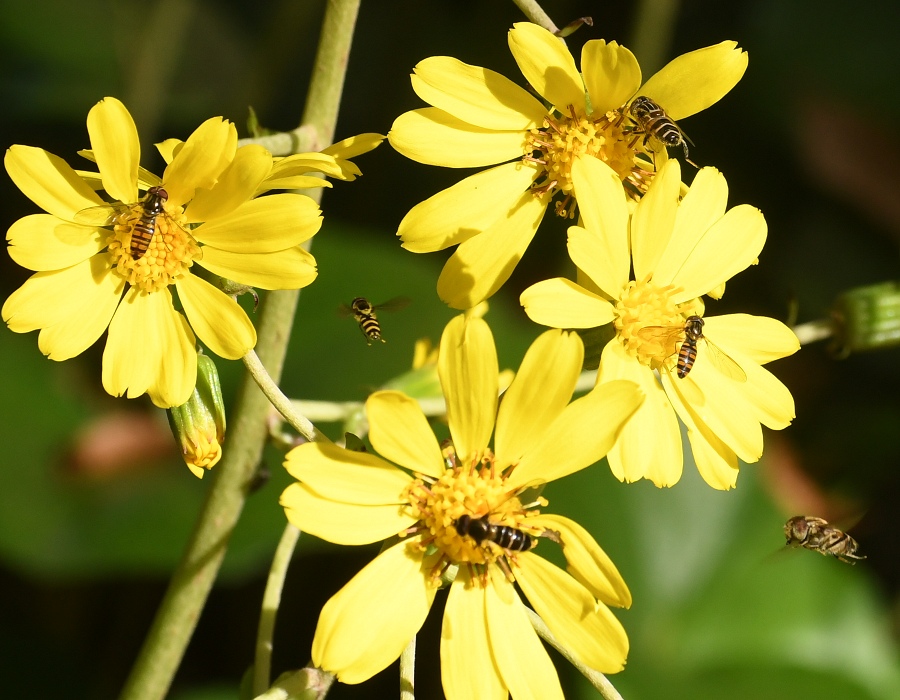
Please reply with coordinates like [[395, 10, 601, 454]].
[[281, 314, 643, 697], [3, 97, 327, 408], [521, 156, 799, 490], [389, 22, 747, 309]]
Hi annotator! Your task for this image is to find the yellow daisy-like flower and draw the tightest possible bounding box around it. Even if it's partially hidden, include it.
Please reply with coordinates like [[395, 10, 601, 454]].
[[389, 21, 747, 309], [521, 156, 799, 490], [3, 97, 330, 408], [281, 314, 644, 697]]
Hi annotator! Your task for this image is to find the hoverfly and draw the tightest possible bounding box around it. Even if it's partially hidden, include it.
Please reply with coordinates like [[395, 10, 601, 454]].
[[638, 315, 746, 382], [341, 296, 409, 345], [628, 95, 696, 166], [75, 186, 185, 260], [453, 513, 537, 553], [784, 515, 866, 565]]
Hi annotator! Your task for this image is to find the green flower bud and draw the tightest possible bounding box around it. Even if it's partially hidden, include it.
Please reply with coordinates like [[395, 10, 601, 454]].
[[831, 281, 900, 357], [168, 354, 226, 477]]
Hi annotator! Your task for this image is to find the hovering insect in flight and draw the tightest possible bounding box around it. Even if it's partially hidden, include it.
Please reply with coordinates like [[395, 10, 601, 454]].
[[453, 514, 537, 553], [638, 315, 746, 381], [784, 515, 866, 564], [628, 95, 696, 166], [342, 296, 409, 345], [76, 186, 181, 260]]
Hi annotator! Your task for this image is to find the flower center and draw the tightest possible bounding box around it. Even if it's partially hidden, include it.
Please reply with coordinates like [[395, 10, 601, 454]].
[[524, 105, 656, 217], [614, 278, 693, 369], [107, 201, 201, 294], [404, 446, 548, 586]]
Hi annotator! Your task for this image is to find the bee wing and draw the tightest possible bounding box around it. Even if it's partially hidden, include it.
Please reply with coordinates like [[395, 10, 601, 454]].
[[337, 303, 355, 318], [701, 339, 747, 383], [373, 296, 412, 313], [73, 202, 128, 226], [636, 324, 683, 356]]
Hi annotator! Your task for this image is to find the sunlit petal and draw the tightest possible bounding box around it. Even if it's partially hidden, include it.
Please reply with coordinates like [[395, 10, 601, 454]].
[[187, 144, 273, 221], [367, 391, 444, 478], [520, 278, 615, 329], [197, 246, 317, 290], [632, 158, 681, 279], [163, 117, 237, 206], [5, 146, 103, 220], [86, 97, 139, 204], [508, 22, 585, 113], [7, 215, 106, 271], [581, 40, 642, 115], [176, 273, 256, 359]]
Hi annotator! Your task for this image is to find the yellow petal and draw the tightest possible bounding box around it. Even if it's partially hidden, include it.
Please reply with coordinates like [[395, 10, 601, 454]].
[[437, 191, 547, 309], [321, 133, 386, 160], [442, 577, 506, 700], [632, 158, 681, 279], [581, 40, 642, 115], [520, 278, 615, 329], [508, 22, 585, 113], [280, 483, 416, 545], [36, 269, 123, 361], [670, 204, 767, 303], [705, 314, 799, 365], [7, 214, 106, 272], [367, 391, 444, 478], [411, 56, 546, 130], [193, 193, 321, 253], [256, 175, 331, 193], [2, 255, 119, 333], [439, 314, 497, 464], [495, 330, 581, 469], [398, 161, 539, 253], [652, 166, 728, 286], [86, 97, 139, 204], [569, 156, 631, 296], [686, 425, 740, 490], [197, 246, 316, 290], [529, 514, 631, 608], [638, 41, 748, 121], [486, 568, 564, 700], [515, 553, 628, 673], [176, 273, 256, 359], [187, 144, 273, 222], [599, 340, 684, 486], [389, 107, 528, 167], [284, 441, 412, 505], [268, 152, 344, 180], [663, 365, 763, 463], [5, 146, 103, 220], [312, 541, 436, 684], [509, 379, 644, 488], [163, 117, 237, 206], [102, 287, 196, 407], [155, 138, 180, 165]]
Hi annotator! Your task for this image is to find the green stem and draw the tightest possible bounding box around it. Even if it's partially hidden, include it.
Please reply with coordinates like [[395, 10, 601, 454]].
[[511, 0, 558, 33], [253, 524, 302, 695], [117, 2, 361, 698], [792, 318, 833, 345], [399, 636, 416, 700], [526, 608, 625, 700]]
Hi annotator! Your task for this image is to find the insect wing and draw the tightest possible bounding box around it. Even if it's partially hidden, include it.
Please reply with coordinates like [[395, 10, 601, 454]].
[[636, 324, 684, 356], [73, 202, 129, 227], [372, 296, 411, 313], [700, 337, 747, 383]]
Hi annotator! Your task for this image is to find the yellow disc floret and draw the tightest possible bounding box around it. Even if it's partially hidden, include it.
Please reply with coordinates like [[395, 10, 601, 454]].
[[107, 201, 201, 294], [614, 278, 689, 369]]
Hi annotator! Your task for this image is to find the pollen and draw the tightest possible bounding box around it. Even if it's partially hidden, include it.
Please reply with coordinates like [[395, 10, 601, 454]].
[[524, 105, 655, 217], [107, 202, 202, 294], [614, 278, 690, 369], [404, 446, 545, 585]]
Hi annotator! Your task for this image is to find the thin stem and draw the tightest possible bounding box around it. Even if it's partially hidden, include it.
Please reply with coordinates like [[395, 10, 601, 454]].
[[511, 0, 558, 33], [525, 608, 625, 700], [244, 350, 324, 443], [117, 2, 360, 698], [253, 524, 302, 696], [792, 318, 834, 345], [399, 636, 416, 700]]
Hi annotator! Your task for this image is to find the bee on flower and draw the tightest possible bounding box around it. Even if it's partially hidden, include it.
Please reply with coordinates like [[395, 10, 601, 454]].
[[389, 22, 747, 308], [2, 97, 380, 408], [521, 156, 799, 490], [280, 314, 644, 697]]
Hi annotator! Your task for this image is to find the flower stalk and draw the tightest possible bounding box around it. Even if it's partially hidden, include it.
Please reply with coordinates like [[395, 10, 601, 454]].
[[117, 1, 361, 698]]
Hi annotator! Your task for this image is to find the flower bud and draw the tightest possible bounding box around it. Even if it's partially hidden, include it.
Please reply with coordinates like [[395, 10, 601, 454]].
[[168, 354, 226, 477], [831, 281, 900, 357]]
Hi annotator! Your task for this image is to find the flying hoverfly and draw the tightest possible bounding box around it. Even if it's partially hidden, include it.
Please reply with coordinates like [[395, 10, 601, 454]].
[[341, 296, 410, 345], [453, 513, 537, 553], [784, 515, 866, 565], [628, 95, 696, 166], [75, 185, 187, 260], [638, 315, 747, 381]]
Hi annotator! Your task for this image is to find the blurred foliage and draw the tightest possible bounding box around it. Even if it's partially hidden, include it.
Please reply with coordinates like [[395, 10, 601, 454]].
[[2, 0, 900, 698]]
